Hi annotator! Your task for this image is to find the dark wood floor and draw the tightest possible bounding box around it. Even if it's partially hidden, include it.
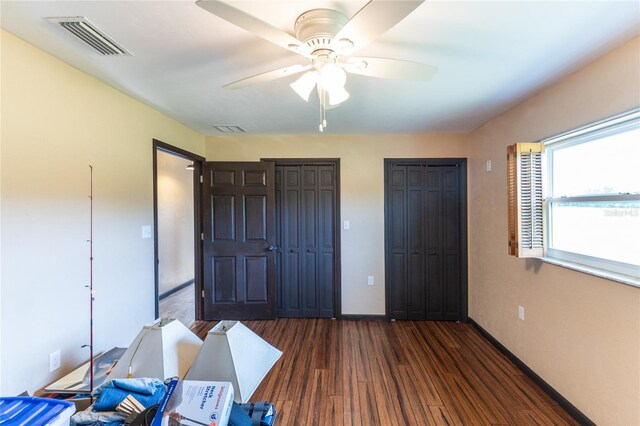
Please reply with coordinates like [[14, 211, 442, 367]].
[[189, 319, 578, 426]]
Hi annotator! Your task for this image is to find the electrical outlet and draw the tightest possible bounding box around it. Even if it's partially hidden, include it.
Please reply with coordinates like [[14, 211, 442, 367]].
[[367, 276, 374, 286], [518, 306, 525, 321], [142, 225, 152, 239], [49, 350, 61, 372]]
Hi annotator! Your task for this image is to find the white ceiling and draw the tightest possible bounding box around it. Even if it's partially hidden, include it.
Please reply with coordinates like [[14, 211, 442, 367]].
[[1, 1, 638, 135]]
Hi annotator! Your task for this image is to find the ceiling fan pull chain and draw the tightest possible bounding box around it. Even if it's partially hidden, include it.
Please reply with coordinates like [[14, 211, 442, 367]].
[[319, 88, 325, 132]]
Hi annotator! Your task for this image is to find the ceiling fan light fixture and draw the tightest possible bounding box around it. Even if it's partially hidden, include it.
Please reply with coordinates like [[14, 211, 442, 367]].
[[316, 85, 342, 110], [328, 86, 350, 105], [290, 71, 318, 102], [319, 63, 346, 90]]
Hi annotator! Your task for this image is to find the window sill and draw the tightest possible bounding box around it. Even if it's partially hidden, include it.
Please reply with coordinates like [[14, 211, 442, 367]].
[[539, 257, 640, 289]]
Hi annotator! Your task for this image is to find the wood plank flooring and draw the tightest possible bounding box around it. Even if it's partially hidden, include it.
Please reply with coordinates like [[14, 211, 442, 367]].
[[159, 283, 194, 327], [190, 319, 579, 426]]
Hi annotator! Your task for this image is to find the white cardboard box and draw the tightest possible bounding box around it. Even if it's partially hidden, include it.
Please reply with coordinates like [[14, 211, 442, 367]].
[[151, 379, 234, 426]]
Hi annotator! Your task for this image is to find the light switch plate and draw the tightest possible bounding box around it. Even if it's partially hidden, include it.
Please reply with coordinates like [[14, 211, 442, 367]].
[[142, 225, 152, 239], [518, 305, 525, 321], [344, 220, 350, 230], [486, 160, 492, 172], [367, 276, 374, 286]]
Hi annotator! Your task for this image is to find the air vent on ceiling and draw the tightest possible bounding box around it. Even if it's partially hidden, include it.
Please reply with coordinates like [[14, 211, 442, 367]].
[[47, 17, 132, 56], [212, 125, 245, 133]]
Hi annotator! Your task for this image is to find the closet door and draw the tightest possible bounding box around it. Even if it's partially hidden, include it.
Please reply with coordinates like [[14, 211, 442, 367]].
[[279, 166, 302, 317], [277, 164, 336, 318], [385, 161, 465, 321], [317, 165, 335, 317]]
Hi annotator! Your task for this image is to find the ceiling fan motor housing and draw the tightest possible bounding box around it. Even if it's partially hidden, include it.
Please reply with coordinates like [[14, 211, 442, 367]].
[[294, 9, 348, 54]]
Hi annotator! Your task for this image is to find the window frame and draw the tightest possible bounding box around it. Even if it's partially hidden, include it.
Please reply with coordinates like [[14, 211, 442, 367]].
[[541, 107, 640, 282]]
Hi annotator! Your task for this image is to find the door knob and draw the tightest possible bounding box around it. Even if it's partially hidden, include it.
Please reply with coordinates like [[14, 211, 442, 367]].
[[289, 249, 295, 253], [428, 251, 437, 255], [267, 245, 278, 251]]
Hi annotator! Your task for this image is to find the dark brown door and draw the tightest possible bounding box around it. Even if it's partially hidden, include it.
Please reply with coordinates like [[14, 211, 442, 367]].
[[385, 160, 467, 321], [202, 162, 276, 320], [276, 164, 336, 318]]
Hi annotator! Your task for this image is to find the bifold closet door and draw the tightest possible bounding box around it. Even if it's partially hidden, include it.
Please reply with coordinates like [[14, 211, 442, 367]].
[[386, 163, 463, 321], [276, 165, 335, 318]]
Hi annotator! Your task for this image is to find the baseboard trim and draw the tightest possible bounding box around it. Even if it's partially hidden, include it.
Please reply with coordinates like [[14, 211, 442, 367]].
[[339, 314, 387, 321], [468, 318, 594, 426], [159, 279, 194, 300]]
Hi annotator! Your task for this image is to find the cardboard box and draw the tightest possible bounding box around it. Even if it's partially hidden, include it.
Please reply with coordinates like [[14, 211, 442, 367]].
[[152, 379, 234, 426]]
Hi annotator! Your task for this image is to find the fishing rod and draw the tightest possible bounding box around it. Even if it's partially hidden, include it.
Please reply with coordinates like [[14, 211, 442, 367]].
[[82, 165, 95, 402]]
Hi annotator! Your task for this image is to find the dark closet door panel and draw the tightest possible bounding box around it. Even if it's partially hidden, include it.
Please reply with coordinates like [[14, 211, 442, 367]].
[[444, 254, 461, 320], [302, 252, 318, 315], [443, 167, 461, 320], [285, 252, 301, 315], [275, 168, 283, 314], [426, 170, 444, 320], [389, 168, 406, 252], [303, 189, 317, 249], [408, 253, 425, 320], [282, 166, 301, 317], [407, 165, 425, 319], [319, 252, 334, 316], [390, 253, 407, 319]]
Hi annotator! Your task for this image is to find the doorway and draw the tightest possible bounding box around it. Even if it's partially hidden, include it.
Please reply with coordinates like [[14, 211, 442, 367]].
[[153, 140, 204, 325], [384, 158, 468, 321]]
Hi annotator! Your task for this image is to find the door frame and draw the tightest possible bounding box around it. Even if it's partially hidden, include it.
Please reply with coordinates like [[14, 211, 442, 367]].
[[383, 158, 468, 321], [262, 158, 342, 318], [152, 139, 205, 320]]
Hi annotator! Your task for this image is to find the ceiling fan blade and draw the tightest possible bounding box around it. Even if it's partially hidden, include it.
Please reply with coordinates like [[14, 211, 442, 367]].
[[224, 64, 311, 89], [342, 57, 437, 80], [332, 0, 424, 54], [196, 0, 311, 57]]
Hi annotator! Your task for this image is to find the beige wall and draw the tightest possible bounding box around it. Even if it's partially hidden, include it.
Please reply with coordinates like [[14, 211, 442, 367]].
[[0, 30, 204, 395], [157, 151, 195, 295], [467, 36, 640, 425], [205, 134, 469, 314]]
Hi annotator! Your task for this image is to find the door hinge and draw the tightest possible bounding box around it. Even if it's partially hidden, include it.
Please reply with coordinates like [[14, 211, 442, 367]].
[[200, 175, 203, 184], [201, 290, 205, 298], [201, 233, 204, 241]]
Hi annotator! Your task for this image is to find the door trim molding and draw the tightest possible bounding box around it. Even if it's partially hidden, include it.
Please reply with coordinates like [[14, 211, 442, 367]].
[[262, 158, 342, 318], [153, 139, 205, 320], [383, 158, 468, 321]]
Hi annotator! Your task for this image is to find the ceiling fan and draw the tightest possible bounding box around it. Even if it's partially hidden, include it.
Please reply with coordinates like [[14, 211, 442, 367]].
[[196, 0, 437, 131]]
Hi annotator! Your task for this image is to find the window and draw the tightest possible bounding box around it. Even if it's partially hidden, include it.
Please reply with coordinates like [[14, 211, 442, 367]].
[[508, 108, 640, 284]]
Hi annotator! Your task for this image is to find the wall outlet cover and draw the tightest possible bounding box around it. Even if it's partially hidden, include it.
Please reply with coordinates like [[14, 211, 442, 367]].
[[518, 305, 525, 321], [49, 350, 61, 372], [142, 225, 152, 239]]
